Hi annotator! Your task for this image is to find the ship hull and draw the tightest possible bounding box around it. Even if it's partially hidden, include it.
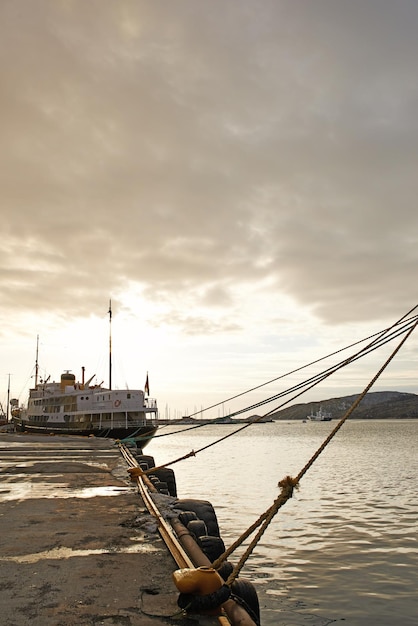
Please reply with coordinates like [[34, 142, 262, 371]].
[[307, 417, 332, 422], [12, 421, 158, 446]]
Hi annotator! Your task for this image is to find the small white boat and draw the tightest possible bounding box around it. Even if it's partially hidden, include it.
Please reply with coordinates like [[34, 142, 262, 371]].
[[307, 406, 332, 422]]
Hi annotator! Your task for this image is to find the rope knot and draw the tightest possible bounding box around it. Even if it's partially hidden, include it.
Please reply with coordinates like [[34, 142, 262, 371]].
[[278, 475, 298, 499]]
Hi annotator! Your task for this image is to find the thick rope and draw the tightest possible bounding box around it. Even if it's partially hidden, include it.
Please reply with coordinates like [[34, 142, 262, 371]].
[[143, 311, 418, 475], [261, 312, 418, 419], [223, 477, 297, 587], [187, 305, 418, 419], [211, 476, 297, 573], [294, 317, 417, 484], [212, 317, 418, 584]]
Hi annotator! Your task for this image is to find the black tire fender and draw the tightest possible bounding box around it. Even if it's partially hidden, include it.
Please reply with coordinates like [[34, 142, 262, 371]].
[[187, 519, 208, 539], [217, 560, 234, 582], [178, 511, 198, 527], [151, 467, 177, 497], [231, 578, 260, 626], [153, 480, 169, 493], [175, 499, 220, 537], [134, 454, 155, 469], [196, 535, 226, 562]]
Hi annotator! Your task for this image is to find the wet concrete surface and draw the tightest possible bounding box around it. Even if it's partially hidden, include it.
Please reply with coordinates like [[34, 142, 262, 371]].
[[0, 433, 204, 626]]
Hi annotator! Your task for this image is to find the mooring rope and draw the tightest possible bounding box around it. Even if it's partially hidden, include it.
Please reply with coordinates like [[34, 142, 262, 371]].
[[186, 306, 418, 419], [140, 309, 418, 477], [144, 310, 418, 441], [120, 308, 417, 624], [225, 313, 418, 420], [211, 316, 418, 585]]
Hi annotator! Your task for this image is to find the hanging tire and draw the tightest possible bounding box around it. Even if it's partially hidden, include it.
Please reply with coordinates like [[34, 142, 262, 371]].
[[187, 519, 208, 539], [217, 560, 234, 582], [196, 535, 226, 562], [151, 468, 177, 497], [151, 480, 169, 493], [231, 579, 260, 626], [175, 499, 220, 537], [134, 454, 155, 469], [178, 511, 198, 527], [177, 584, 231, 614]]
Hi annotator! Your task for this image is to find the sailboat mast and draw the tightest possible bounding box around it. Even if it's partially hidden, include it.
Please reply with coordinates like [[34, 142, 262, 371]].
[[6, 373, 10, 423], [108, 300, 112, 390], [35, 334, 39, 387]]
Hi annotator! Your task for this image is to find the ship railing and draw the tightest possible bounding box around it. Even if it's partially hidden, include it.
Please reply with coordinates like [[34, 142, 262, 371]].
[[98, 413, 150, 429], [144, 397, 157, 409]]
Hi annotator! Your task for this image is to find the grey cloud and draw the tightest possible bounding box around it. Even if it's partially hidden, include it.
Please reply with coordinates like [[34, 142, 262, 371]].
[[1, 0, 418, 328], [150, 310, 242, 336]]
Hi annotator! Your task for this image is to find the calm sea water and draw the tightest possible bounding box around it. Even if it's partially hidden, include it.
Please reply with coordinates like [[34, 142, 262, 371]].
[[147, 420, 417, 626]]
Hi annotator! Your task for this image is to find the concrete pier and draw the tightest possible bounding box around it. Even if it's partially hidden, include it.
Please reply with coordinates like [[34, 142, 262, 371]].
[[0, 433, 200, 626]]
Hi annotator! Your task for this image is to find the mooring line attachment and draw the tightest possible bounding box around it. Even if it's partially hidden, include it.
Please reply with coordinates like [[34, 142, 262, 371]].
[[211, 475, 298, 580], [118, 442, 253, 625]]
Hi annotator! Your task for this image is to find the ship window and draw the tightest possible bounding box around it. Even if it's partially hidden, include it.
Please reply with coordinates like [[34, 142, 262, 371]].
[[127, 393, 131, 399]]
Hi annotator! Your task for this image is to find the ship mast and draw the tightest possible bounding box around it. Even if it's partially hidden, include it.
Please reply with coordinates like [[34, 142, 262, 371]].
[[35, 334, 39, 387], [6, 373, 10, 423], [108, 300, 112, 390]]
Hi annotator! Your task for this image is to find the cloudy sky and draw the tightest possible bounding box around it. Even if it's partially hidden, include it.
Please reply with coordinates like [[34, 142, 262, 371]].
[[1, 0, 418, 418]]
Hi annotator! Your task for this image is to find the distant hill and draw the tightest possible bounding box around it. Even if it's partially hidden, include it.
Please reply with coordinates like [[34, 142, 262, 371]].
[[269, 391, 418, 420]]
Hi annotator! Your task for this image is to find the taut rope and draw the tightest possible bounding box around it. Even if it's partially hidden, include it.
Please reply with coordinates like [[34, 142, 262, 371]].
[[187, 305, 418, 419], [212, 317, 418, 585], [141, 309, 418, 476]]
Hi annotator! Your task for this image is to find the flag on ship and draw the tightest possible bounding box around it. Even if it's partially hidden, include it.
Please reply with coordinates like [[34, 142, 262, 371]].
[[144, 373, 150, 396]]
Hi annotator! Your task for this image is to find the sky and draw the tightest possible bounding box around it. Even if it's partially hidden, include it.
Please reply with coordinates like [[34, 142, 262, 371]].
[[1, 0, 418, 419]]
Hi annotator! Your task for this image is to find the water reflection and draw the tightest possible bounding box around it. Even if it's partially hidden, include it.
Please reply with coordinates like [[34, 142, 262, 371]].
[[0, 481, 132, 501], [0, 542, 161, 563], [148, 420, 418, 625]]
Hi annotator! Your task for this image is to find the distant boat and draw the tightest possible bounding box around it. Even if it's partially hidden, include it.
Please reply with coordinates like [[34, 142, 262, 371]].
[[10, 305, 158, 447], [307, 406, 332, 422]]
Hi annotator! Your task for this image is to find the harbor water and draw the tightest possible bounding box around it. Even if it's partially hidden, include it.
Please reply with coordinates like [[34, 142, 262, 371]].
[[147, 419, 417, 625]]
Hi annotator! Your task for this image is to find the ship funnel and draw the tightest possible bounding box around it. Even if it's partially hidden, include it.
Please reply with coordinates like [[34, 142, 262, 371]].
[[60, 372, 76, 390]]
